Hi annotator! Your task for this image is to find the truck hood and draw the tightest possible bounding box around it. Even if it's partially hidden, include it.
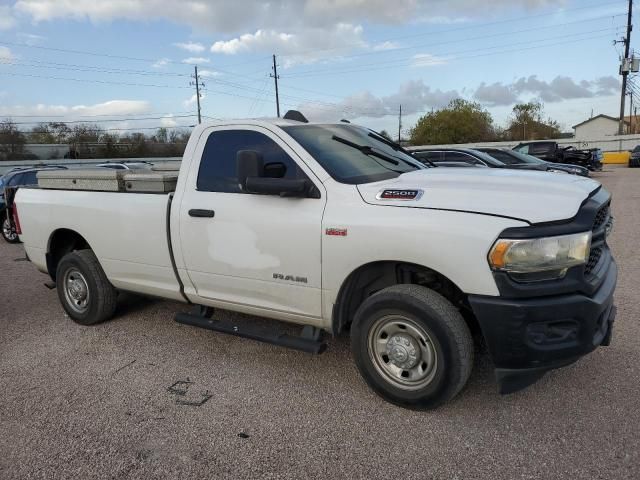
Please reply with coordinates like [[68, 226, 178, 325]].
[[357, 168, 601, 224]]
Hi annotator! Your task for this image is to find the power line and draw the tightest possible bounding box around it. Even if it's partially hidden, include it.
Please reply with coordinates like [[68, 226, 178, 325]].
[[281, 13, 625, 64], [6, 114, 197, 125], [2, 110, 197, 118], [277, 0, 626, 60], [0, 71, 192, 89], [285, 30, 617, 78]]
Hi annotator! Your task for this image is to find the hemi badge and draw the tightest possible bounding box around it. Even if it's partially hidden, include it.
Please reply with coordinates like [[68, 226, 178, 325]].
[[326, 228, 347, 237], [377, 189, 423, 200]]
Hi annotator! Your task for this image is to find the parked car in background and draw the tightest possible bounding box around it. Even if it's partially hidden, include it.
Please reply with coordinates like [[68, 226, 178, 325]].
[[629, 145, 640, 167], [477, 148, 590, 176], [96, 161, 153, 170], [411, 148, 504, 168], [1, 165, 67, 243], [513, 141, 603, 171]]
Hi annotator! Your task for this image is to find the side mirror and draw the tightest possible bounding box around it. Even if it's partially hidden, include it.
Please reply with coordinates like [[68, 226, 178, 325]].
[[237, 150, 264, 191], [236, 149, 314, 198], [263, 162, 287, 178]]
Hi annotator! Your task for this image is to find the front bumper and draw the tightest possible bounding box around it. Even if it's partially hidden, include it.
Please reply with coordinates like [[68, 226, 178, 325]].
[[468, 258, 617, 394]]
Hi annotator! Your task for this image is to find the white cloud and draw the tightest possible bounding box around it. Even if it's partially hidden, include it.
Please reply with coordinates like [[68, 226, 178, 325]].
[[298, 79, 459, 122], [0, 100, 152, 118], [473, 75, 621, 106], [173, 41, 205, 53], [152, 58, 170, 68], [0, 47, 15, 62], [182, 57, 210, 64], [411, 53, 448, 67], [160, 115, 178, 127], [0, 6, 17, 30], [211, 24, 366, 66], [371, 41, 400, 51], [183, 94, 205, 108], [14, 1, 567, 32], [17, 33, 46, 45], [212, 30, 294, 55], [198, 69, 221, 78]]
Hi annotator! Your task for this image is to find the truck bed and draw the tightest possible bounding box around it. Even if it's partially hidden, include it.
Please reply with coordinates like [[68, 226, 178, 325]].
[[17, 188, 184, 301]]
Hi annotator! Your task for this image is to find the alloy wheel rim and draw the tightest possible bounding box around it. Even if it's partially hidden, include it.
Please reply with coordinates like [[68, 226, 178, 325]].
[[2, 218, 17, 241]]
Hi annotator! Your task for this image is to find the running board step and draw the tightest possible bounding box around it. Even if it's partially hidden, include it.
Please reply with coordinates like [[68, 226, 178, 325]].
[[174, 312, 327, 354]]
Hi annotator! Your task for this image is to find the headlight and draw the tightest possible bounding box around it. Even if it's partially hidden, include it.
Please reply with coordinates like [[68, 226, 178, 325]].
[[488, 232, 591, 282]]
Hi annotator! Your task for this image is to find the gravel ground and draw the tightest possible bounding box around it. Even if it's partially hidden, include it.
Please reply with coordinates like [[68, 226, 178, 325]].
[[1, 166, 638, 479]]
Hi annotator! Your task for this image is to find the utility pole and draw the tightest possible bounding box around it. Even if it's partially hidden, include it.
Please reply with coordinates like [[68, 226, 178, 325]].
[[618, 0, 633, 135], [398, 105, 402, 143], [190, 65, 205, 124], [270, 54, 281, 117]]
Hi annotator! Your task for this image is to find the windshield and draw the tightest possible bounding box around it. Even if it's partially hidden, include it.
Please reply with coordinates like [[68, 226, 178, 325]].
[[482, 149, 544, 165], [282, 124, 423, 184]]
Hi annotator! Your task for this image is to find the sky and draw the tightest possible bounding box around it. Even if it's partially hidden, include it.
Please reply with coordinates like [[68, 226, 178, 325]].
[[0, 0, 633, 137]]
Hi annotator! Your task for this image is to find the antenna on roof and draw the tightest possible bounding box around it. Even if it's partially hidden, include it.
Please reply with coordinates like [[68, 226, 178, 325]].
[[340, 119, 351, 123], [283, 110, 308, 123]]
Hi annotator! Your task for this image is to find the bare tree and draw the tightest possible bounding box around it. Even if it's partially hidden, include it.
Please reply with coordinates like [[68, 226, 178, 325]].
[[0, 119, 27, 160]]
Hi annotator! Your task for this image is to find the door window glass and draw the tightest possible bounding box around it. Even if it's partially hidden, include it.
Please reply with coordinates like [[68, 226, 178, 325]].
[[197, 130, 302, 193]]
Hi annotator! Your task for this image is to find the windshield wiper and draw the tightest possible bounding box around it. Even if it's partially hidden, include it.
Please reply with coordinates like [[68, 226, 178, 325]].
[[367, 131, 437, 168], [331, 135, 399, 166]]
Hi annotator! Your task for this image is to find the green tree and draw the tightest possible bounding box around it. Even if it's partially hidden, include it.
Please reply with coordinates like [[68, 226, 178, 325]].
[[505, 101, 560, 140], [409, 99, 496, 145], [378, 129, 392, 141]]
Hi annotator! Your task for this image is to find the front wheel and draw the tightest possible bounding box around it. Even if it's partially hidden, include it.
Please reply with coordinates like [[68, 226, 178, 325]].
[[56, 250, 117, 325], [351, 284, 473, 409], [2, 217, 20, 243]]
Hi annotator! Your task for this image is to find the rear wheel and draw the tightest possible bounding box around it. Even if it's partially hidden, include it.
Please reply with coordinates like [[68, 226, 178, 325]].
[[351, 284, 473, 409], [2, 217, 19, 243], [56, 250, 117, 325]]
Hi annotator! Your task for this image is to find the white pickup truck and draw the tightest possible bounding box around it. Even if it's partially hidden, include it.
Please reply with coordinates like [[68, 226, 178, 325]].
[[14, 113, 617, 409]]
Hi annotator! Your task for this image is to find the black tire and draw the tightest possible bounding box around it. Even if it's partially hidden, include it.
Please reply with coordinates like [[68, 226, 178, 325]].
[[2, 217, 20, 244], [56, 250, 117, 326], [351, 284, 473, 409]]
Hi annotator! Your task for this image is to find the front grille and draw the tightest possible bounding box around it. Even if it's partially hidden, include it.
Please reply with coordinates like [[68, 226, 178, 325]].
[[593, 203, 610, 231], [584, 247, 603, 275]]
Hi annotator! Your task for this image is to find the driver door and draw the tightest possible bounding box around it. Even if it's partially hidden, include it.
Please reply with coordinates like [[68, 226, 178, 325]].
[[178, 125, 326, 319]]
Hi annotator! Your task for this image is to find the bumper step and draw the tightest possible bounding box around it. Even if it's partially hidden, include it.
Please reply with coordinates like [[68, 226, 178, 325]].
[[174, 312, 327, 354]]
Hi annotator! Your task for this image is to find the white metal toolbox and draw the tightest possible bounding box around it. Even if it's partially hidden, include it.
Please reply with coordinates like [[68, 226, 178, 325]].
[[37, 169, 125, 191], [123, 172, 178, 193]]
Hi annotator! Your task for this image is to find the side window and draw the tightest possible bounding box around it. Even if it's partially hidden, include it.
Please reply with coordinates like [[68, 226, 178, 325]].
[[529, 143, 551, 155], [22, 172, 38, 185], [445, 152, 481, 165], [7, 173, 23, 186], [486, 151, 516, 165], [197, 130, 304, 193], [514, 144, 529, 154], [414, 151, 442, 162]]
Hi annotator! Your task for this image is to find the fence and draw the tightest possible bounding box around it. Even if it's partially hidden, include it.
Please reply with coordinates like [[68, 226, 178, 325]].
[[408, 133, 640, 154]]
